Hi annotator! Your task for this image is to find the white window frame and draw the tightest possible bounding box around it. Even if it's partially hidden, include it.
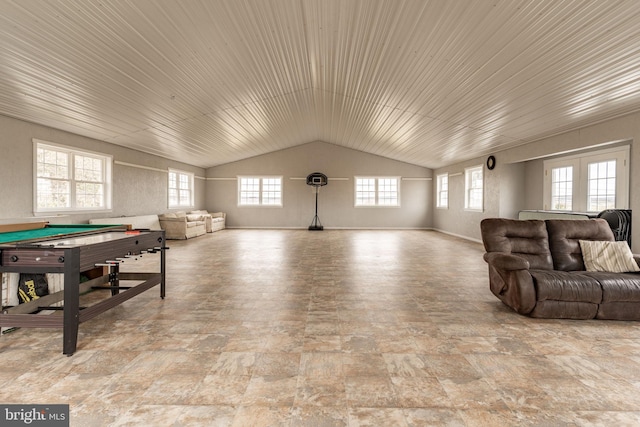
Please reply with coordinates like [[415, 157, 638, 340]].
[[543, 146, 629, 212], [464, 165, 483, 212], [238, 176, 283, 207], [168, 168, 195, 209], [34, 139, 112, 214], [436, 174, 449, 209], [354, 176, 400, 207], [549, 164, 575, 211]]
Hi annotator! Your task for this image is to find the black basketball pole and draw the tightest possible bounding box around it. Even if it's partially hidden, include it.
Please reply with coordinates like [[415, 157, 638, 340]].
[[309, 186, 323, 230], [306, 172, 327, 231]]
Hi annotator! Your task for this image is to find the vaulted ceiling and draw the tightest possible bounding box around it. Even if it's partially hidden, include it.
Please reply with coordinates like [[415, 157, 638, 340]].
[[1, 0, 640, 169]]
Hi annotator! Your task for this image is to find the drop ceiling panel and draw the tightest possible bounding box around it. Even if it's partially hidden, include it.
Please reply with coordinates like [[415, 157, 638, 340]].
[[0, 0, 640, 169]]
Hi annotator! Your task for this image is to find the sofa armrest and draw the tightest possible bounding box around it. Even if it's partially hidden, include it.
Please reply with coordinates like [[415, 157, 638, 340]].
[[484, 252, 530, 271], [211, 212, 226, 219], [484, 253, 536, 314], [158, 218, 185, 239]]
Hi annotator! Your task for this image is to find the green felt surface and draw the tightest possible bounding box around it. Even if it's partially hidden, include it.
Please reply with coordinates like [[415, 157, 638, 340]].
[[0, 224, 120, 244]]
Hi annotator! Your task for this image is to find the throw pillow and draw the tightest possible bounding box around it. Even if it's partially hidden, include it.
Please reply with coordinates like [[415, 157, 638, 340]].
[[579, 240, 640, 273]]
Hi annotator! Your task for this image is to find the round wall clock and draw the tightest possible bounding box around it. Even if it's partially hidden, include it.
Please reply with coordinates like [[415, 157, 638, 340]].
[[486, 155, 496, 170]]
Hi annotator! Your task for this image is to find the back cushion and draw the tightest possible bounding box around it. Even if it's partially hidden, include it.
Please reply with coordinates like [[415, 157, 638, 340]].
[[481, 218, 553, 270], [546, 219, 615, 271]]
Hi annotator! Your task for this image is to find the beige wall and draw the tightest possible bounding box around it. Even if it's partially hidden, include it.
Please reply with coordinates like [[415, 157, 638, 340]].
[[4, 109, 638, 243], [0, 115, 429, 229], [205, 141, 432, 229], [432, 158, 525, 242], [0, 114, 206, 223], [433, 111, 639, 250]]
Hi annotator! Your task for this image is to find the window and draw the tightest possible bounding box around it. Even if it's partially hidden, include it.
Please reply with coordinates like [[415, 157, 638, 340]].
[[550, 166, 574, 211], [238, 176, 282, 206], [464, 165, 483, 211], [168, 169, 194, 208], [34, 140, 112, 213], [587, 160, 616, 211], [355, 178, 376, 206], [544, 146, 629, 212], [261, 177, 282, 205], [436, 174, 448, 208], [355, 177, 400, 207]]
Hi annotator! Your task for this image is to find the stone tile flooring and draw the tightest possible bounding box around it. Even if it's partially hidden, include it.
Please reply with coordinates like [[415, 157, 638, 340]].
[[1, 229, 640, 426]]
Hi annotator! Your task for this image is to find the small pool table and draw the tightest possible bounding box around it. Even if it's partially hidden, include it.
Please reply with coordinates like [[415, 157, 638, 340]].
[[0, 222, 167, 355], [0, 222, 125, 244]]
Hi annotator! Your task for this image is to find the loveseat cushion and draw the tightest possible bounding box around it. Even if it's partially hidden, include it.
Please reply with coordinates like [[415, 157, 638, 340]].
[[185, 220, 205, 229], [546, 219, 615, 271], [480, 218, 553, 270], [530, 270, 602, 303], [582, 272, 640, 302]]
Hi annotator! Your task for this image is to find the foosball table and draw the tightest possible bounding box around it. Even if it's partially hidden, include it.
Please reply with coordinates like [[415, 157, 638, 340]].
[[0, 222, 166, 355]]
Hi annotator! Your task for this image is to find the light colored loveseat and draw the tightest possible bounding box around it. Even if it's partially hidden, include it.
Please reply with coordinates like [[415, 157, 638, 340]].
[[189, 210, 226, 233], [158, 212, 206, 239]]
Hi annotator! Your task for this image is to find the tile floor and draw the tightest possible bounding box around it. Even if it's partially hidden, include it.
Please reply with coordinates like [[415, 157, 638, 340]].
[[1, 229, 640, 426]]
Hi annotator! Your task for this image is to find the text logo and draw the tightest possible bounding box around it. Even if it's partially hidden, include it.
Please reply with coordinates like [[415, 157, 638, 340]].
[[1, 405, 69, 426]]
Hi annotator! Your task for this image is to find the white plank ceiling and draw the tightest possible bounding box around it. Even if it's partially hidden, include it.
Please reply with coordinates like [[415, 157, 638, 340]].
[[1, 0, 640, 169]]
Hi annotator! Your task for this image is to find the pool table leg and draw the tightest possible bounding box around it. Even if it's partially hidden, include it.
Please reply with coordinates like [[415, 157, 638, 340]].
[[63, 248, 81, 356]]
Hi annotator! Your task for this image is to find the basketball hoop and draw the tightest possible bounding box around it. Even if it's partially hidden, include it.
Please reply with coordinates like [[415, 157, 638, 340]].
[[306, 172, 327, 230]]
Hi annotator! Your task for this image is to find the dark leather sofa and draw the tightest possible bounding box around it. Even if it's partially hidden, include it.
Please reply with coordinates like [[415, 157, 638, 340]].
[[481, 218, 640, 320]]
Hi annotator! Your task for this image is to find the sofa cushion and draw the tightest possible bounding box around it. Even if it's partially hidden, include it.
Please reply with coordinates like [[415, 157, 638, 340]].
[[481, 219, 553, 270], [186, 220, 205, 228], [546, 219, 615, 271], [582, 272, 640, 302], [579, 240, 640, 273], [530, 270, 602, 303]]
